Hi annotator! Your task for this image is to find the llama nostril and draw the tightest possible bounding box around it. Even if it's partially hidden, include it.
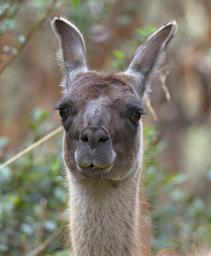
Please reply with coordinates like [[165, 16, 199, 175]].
[[80, 127, 110, 149], [81, 134, 89, 142]]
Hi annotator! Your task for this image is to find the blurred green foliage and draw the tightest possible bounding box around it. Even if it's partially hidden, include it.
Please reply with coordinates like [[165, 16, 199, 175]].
[[112, 50, 126, 70], [0, 109, 66, 256], [112, 25, 156, 71], [144, 127, 211, 254], [135, 26, 156, 44]]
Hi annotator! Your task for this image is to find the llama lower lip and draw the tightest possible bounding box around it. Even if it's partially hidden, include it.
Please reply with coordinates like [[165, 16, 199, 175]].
[[78, 164, 113, 178]]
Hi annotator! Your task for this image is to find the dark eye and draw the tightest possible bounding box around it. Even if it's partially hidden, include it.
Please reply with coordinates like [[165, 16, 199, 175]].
[[129, 111, 142, 126], [59, 106, 70, 121], [128, 107, 147, 126]]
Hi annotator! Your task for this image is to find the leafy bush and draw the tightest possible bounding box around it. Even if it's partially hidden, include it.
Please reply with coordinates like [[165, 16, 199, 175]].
[[144, 127, 211, 254], [0, 109, 66, 256]]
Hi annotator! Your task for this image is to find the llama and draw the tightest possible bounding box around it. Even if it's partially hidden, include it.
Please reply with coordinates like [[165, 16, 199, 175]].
[[52, 17, 177, 256]]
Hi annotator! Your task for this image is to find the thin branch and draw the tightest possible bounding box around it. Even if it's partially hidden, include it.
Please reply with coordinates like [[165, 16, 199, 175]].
[[0, 126, 63, 170], [25, 225, 65, 256], [0, 0, 57, 75], [146, 97, 158, 121], [160, 70, 171, 101]]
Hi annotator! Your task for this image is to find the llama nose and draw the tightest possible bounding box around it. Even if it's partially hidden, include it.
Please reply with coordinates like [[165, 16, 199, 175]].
[[80, 126, 110, 150]]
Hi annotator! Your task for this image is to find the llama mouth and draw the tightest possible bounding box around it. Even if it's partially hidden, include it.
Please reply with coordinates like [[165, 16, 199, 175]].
[[77, 164, 113, 178]]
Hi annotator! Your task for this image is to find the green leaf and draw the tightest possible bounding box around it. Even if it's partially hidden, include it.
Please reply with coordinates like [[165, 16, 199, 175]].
[[20, 223, 34, 235], [135, 26, 156, 43], [71, 0, 80, 8], [0, 167, 11, 183], [18, 34, 26, 44], [0, 244, 8, 252], [44, 220, 57, 231], [0, 137, 9, 149], [32, 108, 49, 123], [113, 50, 125, 61]]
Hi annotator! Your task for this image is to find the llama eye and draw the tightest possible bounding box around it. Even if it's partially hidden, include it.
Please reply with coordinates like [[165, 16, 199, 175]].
[[59, 106, 70, 120], [129, 111, 142, 126], [128, 107, 147, 126]]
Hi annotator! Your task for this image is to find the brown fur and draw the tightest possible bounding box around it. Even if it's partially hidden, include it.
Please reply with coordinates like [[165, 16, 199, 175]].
[[139, 188, 152, 256]]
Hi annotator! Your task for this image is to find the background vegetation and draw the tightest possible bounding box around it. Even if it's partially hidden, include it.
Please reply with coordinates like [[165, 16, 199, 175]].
[[0, 0, 211, 255]]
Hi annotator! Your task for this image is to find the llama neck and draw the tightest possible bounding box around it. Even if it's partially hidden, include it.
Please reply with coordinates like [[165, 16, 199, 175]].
[[68, 171, 143, 256]]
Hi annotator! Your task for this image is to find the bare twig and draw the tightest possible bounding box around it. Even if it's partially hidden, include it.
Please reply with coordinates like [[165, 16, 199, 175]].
[[0, 0, 57, 75], [160, 70, 171, 101], [0, 126, 63, 170], [25, 225, 65, 256], [146, 97, 158, 121]]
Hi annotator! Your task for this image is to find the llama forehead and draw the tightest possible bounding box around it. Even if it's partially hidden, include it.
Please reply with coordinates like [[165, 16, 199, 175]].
[[83, 97, 111, 125], [86, 97, 106, 115], [64, 72, 139, 107], [88, 101, 101, 116]]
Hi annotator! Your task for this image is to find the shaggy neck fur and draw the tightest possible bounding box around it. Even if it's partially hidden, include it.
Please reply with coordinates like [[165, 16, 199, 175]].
[[67, 170, 142, 256]]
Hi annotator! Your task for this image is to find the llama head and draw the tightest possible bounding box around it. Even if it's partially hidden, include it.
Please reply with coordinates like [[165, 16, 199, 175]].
[[52, 17, 176, 181]]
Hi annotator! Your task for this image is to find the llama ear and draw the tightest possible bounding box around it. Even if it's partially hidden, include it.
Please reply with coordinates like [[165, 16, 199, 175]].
[[51, 17, 88, 87], [125, 21, 177, 97]]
